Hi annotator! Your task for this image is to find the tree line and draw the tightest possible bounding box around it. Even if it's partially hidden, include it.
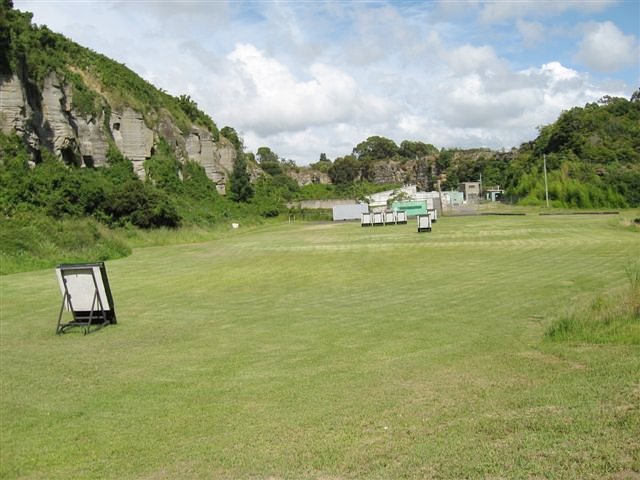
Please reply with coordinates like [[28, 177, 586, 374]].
[[304, 92, 639, 208]]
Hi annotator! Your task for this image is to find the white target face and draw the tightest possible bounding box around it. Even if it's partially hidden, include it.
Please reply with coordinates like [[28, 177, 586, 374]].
[[56, 266, 111, 311]]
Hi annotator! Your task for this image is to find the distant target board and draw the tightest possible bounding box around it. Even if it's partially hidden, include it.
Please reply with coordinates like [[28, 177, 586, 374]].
[[55, 263, 117, 334], [384, 211, 396, 224], [417, 214, 432, 232], [361, 212, 372, 227]]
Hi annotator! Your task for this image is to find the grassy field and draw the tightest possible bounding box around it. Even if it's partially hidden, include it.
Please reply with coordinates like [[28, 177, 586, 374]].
[[1, 213, 639, 479]]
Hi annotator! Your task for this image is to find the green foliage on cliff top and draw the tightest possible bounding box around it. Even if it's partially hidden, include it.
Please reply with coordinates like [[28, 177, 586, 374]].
[[1, 4, 218, 138]]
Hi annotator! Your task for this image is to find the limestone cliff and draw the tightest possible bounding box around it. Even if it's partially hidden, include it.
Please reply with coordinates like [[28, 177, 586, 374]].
[[287, 168, 331, 186], [0, 71, 235, 192]]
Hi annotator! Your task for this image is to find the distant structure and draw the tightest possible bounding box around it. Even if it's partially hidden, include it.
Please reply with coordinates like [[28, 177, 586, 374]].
[[484, 186, 504, 202], [441, 191, 464, 207], [458, 182, 481, 203], [366, 185, 442, 215], [332, 203, 369, 221]]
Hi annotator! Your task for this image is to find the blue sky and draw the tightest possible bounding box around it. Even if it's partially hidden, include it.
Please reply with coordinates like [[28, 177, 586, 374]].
[[16, 0, 640, 164]]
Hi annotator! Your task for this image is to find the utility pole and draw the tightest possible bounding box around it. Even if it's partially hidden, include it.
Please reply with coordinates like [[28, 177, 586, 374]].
[[543, 154, 549, 207]]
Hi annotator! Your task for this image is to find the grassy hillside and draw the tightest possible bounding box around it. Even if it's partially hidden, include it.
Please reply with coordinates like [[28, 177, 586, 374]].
[[1, 215, 638, 478], [1, 4, 217, 137]]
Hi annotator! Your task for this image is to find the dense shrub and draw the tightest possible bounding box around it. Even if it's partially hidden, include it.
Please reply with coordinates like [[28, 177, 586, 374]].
[[103, 180, 180, 228], [0, 209, 131, 275], [143, 139, 183, 194]]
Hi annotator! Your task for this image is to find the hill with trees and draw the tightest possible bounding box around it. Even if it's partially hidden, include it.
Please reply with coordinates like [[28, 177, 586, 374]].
[[312, 92, 639, 208]]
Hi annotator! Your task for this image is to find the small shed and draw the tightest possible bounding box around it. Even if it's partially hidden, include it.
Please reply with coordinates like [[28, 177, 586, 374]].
[[441, 191, 464, 207], [458, 182, 481, 202], [485, 187, 504, 202]]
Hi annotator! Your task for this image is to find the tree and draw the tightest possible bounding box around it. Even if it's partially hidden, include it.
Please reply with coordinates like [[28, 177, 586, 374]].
[[256, 146, 279, 164], [0, 1, 13, 74], [228, 150, 253, 202], [328, 155, 360, 184], [399, 140, 437, 159], [143, 139, 182, 194], [352, 136, 399, 162], [310, 154, 332, 173], [221, 126, 242, 151], [256, 146, 283, 176]]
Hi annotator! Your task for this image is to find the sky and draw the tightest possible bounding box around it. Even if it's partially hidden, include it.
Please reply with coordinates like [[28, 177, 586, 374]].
[[15, 0, 640, 165]]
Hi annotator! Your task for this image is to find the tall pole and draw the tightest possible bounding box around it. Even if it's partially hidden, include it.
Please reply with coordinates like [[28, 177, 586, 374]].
[[543, 154, 549, 207]]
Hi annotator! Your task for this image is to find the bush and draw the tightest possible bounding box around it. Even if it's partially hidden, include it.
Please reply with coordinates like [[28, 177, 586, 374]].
[[546, 261, 640, 345], [0, 209, 131, 275], [143, 139, 183, 194], [103, 180, 181, 228]]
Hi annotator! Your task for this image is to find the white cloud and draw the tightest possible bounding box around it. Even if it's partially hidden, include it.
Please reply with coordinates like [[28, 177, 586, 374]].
[[403, 59, 622, 150], [446, 44, 507, 74], [516, 19, 546, 48], [477, 0, 615, 22], [575, 21, 639, 72], [211, 44, 395, 137]]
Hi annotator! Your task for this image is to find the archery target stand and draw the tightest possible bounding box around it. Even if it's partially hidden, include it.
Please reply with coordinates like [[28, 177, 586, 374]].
[[55, 263, 117, 335]]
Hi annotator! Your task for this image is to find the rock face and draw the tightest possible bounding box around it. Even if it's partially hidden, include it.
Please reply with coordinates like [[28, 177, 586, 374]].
[[40, 74, 77, 160], [0, 74, 27, 135], [1, 72, 235, 186], [288, 169, 330, 186], [75, 114, 109, 167], [367, 157, 437, 191], [186, 128, 235, 193], [110, 108, 154, 176], [370, 160, 406, 184]]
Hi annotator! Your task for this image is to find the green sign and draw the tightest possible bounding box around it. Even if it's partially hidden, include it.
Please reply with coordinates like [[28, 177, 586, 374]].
[[392, 201, 427, 217]]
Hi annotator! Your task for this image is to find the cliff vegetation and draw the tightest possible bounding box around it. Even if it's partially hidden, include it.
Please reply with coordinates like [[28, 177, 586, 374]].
[[1, 5, 218, 137]]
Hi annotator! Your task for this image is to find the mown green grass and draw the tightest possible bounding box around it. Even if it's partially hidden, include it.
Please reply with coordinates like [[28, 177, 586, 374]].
[[1, 214, 639, 479]]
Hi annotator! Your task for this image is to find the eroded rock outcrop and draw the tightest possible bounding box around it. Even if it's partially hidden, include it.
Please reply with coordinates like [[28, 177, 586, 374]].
[[370, 160, 406, 184], [185, 128, 236, 193], [288, 169, 330, 186], [0, 74, 27, 135], [110, 108, 154, 176], [2, 73, 235, 186], [75, 114, 109, 167], [40, 73, 77, 160]]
